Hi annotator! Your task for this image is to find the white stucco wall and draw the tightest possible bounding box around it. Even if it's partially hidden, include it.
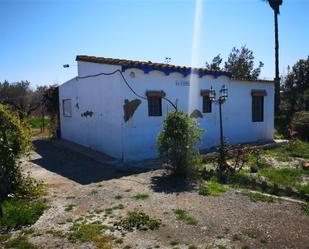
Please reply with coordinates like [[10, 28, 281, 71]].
[[59, 61, 274, 162], [59, 62, 123, 159], [119, 69, 274, 161]]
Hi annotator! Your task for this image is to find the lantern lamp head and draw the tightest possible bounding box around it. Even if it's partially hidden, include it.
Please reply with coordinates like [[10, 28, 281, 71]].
[[220, 85, 228, 101], [209, 86, 216, 102]]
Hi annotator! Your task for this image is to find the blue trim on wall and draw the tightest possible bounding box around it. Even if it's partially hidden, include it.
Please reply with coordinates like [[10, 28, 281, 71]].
[[121, 65, 232, 78]]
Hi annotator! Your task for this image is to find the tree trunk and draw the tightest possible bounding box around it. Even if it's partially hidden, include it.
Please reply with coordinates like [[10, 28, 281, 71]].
[[274, 10, 280, 115]]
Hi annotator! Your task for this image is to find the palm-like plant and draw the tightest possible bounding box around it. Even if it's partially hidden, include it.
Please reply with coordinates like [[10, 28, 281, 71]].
[[265, 0, 283, 115]]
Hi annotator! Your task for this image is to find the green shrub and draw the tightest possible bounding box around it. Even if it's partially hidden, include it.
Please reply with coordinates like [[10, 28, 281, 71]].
[[291, 111, 309, 140], [157, 111, 203, 176], [0, 104, 31, 214], [0, 199, 47, 229], [114, 211, 161, 231]]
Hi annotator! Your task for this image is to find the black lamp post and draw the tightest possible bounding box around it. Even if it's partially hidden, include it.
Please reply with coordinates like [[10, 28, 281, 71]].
[[209, 85, 228, 169]]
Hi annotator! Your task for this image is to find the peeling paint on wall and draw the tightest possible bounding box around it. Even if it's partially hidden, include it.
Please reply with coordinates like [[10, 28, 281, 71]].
[[190, 109, 203, 119], [81, 110, 94, 118], [123, 99, 141, 122]]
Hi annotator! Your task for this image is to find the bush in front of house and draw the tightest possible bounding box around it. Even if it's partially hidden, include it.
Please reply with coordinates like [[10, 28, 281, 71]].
[[157, 111, 203, 176], [291, 111, 309, 141], [0, 104, 31, 204]]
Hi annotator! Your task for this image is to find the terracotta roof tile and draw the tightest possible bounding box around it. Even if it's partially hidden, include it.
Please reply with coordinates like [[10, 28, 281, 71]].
[[76, 55, 228, 74]]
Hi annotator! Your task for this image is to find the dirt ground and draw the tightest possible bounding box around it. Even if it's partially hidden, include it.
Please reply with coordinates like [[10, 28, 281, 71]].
[[19, 139, 309, 249]]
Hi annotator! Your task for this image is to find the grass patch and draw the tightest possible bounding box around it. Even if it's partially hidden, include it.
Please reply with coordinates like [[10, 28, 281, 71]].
[[0, 199, 47, 229], [198, 178, 227, 196], [258, 168, 309, 194], [132, 193, 149, 200], [265, 140, 309, 159], [173, 208, 198, 225], [242, 191, 274, 203], [114, 211, 161, 231], [29, 117, 51, 129], [64, 203, 76, 212], [114, 194, 123, 200], [68, 222, 112, 249], [4, 235, 38, 249]]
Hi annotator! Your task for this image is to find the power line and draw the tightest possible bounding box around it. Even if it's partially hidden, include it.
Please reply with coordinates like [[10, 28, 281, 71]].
[[77, 69, 177, 110]]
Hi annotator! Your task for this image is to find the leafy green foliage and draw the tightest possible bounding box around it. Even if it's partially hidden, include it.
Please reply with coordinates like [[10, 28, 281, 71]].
[[173, 209, 198, 225], [0, 199, 47, 229], [291, 112, 309, 141], [157, 111, 203, 176], [0, 104, 31, 215], [114, 211, 161, 231], [224, 46, 264, 80], [205, 46, 264, 80]]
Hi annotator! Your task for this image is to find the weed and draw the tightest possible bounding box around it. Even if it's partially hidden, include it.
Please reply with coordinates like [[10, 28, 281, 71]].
[[0, 199, 47, 229], [68, 222, 112, 249], [260, 238, 268, 244], [232, 234, 241, 241], [46, 229, 67, 238], [198, 178, 227, 196], [301, 202, 309, 215], [115, 238, 123, 244], [243, 228, 259, 239], [173, 209, 198, 225], [188, 245, 197, 249], [170, 241, 179, 246], [132, 193, 149, 200], [114, 194, 123, 200], [241, 246, 250, 249], [0, 233, 11, 242], [4, 235, 38, 249], [114, 211, 161, 231], [89, 190, 98, 195], [113, 204, 125, 210], [64, 203, 76, 212], [242, 191, 274, 203]]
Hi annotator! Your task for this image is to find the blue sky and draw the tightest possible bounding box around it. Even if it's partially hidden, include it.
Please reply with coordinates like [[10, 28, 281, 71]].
[[1, 0, 309, 87]]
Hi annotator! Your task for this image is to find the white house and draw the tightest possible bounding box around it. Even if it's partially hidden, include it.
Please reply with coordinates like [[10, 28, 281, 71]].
[[59, 55, 274, 161]]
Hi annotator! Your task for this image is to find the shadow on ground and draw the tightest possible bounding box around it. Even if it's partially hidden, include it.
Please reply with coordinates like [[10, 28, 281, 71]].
[[150, 172, 196, 194], [31, 139, 150, 185]]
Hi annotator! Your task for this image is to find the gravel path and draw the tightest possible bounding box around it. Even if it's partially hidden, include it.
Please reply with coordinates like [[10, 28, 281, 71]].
[[20, 139, 309, 249]]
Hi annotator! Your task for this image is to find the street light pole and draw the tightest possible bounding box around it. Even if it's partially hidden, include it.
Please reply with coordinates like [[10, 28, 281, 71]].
[[209, 85, 228, 171]]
